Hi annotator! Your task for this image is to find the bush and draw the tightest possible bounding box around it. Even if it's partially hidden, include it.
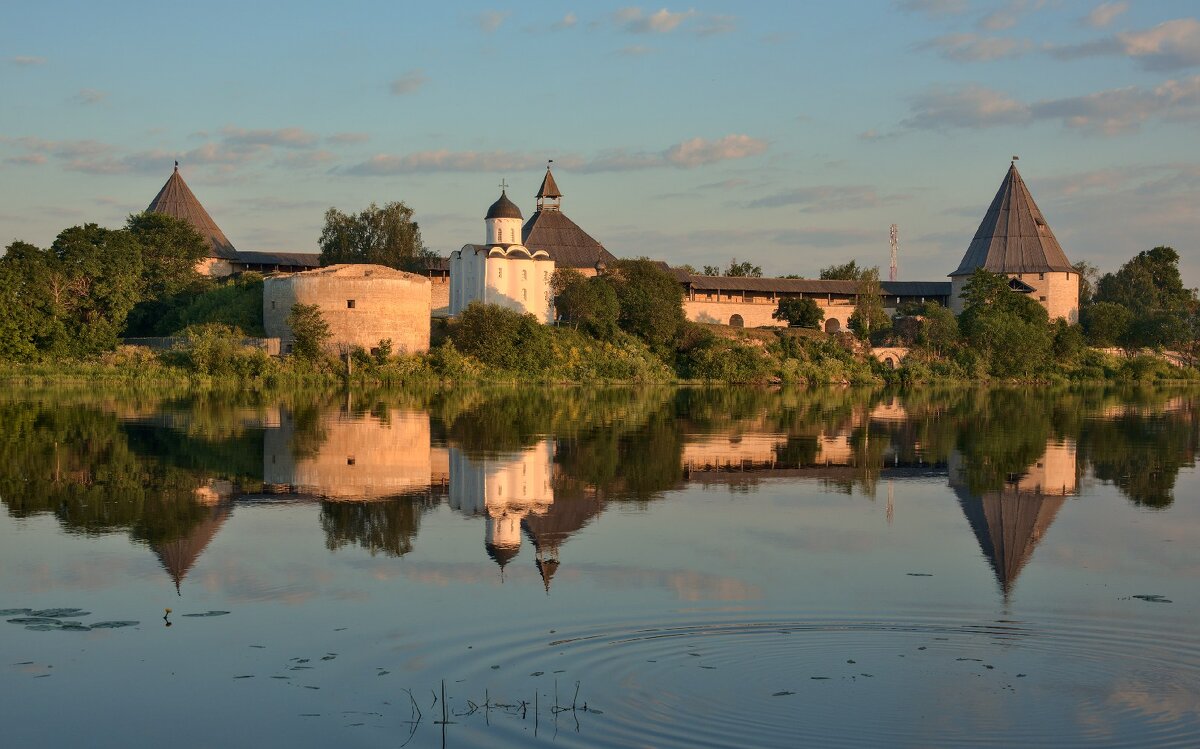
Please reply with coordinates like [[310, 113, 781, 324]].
[[154, 273, 266, 336], [176, 323, 275, 378], [288, 303, 332, 360], [448, 303, 553, 372]]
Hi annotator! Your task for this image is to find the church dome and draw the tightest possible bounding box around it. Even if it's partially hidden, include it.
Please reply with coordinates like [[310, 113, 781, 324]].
[[485, 191, 523, 220]]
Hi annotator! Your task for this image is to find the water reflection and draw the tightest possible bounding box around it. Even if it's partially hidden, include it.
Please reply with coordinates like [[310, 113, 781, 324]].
[[0, 388, 1195, 599]]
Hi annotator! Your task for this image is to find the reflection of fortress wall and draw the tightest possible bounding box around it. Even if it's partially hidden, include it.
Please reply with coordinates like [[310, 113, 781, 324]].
[[868, 400, 909, 423], [265, 409, 433, 500], [448, 441, 555, 560], [682, 433, 786, 470], [1017, 440, 1077, 496]]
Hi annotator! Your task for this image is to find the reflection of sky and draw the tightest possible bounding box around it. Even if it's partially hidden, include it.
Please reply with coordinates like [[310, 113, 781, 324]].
[[2, 419, 1198, 746]]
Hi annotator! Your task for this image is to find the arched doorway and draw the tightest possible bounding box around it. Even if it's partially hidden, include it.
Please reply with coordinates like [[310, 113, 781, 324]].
[[729, 314, 744, 328], [884, 356, 896, 369], [825, 318, 841, 333]]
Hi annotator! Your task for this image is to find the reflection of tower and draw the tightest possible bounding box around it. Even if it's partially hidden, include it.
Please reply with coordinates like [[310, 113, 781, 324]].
[[950, 440, 1077, 596], [886, 480, 894, 526], [448, 441, 555, 571], [149, 482, 233, 596], [264, 409, 433, 500], [522, 492, 604, 593]]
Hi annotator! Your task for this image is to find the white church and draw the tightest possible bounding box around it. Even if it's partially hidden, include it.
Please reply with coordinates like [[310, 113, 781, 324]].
[[449, 180, 556, 322]]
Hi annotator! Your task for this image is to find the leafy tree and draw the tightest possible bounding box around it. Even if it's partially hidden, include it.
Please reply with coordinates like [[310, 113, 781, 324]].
[[957, 269, 1051, 378], [44, 224, 144, 356], [1052, 318, 1086, 362], [849, 267, 890, 340], [447, 302, 553, 371], [724, 258, 762, 278], [1096, 246, 1194, 316], [819, 259, 863, 281], [318, 201, 436, 272], [607, 258, 685, 357], [287, 303, 332, 360], [552, 269, 619, 339], [773, 297, 824, 328], [702, 264, 721, 276], [1081, 301, 1131, 347], [917, 301, 959, 355], [1073, 260, 1099, 307], [124, 212, 210, 335], [153, 273, 266, 336]]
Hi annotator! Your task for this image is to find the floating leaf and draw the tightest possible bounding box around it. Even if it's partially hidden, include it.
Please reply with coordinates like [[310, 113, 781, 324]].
[[772, 691, 795, 697], [0, 609, 32, 616], [90, 621, 139, 629], [1131, 594, 1173, 604], [182, 611, 231, 617], [58, 624, 91, 632], [25, 625, 58, 631], [30, 609, 89, 618], [8, 617, 61, 625]]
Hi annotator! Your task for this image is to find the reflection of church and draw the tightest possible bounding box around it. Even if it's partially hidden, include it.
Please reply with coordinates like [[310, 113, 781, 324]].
[[149, 480, 234, 595], [950, 440, 1078, 596], [447, 440, 604, 591]]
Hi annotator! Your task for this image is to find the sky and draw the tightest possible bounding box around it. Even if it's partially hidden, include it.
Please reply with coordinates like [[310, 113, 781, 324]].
[[1, 0, 1197, 282]]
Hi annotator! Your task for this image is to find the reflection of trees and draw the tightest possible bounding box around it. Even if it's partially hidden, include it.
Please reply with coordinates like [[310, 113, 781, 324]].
[[1078, 405, 1199, 508], [319, 498, 428, 557]]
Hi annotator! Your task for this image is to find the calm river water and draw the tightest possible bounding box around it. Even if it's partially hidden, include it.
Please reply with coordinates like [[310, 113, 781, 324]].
[[1, 386, 1197, 748]]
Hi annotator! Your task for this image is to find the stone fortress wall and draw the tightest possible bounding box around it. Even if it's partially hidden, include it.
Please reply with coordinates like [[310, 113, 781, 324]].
[[263, 263, 431, 354]]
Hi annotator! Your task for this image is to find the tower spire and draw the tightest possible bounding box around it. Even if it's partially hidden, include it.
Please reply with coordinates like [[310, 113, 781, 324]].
[[536, 160, 562, 212]]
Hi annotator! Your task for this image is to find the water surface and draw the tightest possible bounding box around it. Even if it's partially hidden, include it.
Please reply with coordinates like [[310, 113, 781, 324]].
[[1, 386, 1197, 747]]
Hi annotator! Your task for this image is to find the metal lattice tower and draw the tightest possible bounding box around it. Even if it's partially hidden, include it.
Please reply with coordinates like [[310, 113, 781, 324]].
[[889, 224, 899, 282]]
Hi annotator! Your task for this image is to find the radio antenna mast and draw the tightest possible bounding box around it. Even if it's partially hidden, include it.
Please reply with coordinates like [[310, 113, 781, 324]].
[[889, 224, 899, 282]]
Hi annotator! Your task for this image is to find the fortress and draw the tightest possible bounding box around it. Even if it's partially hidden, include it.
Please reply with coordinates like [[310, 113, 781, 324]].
[[143, 158, 1079, 351]]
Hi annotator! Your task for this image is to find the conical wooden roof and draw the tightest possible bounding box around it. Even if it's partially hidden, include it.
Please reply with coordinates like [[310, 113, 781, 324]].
[[536, 167, 562, 199], [951, 163, 1073, 276], [956, 486, 1065, 596], [146, 166, 238, 259], [150, 504, 231, 596]]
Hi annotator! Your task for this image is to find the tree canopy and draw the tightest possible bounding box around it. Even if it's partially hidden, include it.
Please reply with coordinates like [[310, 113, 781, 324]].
[[773, 297, 824, 328], [849, 267, 890, 340], [318, 201, 436, 272], [819, 260, 864, 281], [606, 258, 686, 357], [957, 269, 1051, 377]]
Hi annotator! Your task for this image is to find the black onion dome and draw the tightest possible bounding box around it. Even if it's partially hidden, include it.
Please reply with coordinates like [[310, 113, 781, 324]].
[[485, 191, 523, 220]]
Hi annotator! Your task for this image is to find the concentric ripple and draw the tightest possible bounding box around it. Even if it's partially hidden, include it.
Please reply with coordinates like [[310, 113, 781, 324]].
[[409, 612, 1200, 748]]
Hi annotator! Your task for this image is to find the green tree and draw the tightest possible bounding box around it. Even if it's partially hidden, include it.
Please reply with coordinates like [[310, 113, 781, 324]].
[[724, 258, 763, 277], [1096, 246, 1194, 316], [447, 302, 553, 371], [45, 224, 144, 356], [917, 301, 959, 355], [773, 297, 824, 328], [318, 201, 436, 272], [849, 267, 890, 340], [552, 269, 620, 339], [1081, 301, 1131, 347], [123, 212, 210, 335], [701, 264, 721, 276], [1073, 260, 1099, 307], [287, 303, 332, 360], [1052, 318, 1086, 362], [819, 260, 863, 280], [957, 269, 1051, 378], [607, 258, 686, 357]]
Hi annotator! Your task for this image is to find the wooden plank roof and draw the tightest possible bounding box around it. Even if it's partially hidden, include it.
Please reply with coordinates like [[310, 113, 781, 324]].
[[682, 274, 950, 298], [146, 166, 239, 260], [952, 163, 1074, 276], [522, 209, 617, 269]]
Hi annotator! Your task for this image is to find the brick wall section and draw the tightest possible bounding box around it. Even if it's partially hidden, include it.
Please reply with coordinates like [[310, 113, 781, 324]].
[[684, 299, 891, 333], [430, 276, 450, 318], [263, 264, 431, 354]]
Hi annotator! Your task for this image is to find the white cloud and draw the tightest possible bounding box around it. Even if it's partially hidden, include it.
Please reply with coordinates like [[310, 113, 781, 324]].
[[476, 10, 510, 33], [898, 75, 1200, 135], [9, 55, 46, 66], [390, 69, 428, 95], [901, 85, 1031, 130], [617, 7, 696, 33], [218, 126, 318, 148], [694, 14, 737, 36], [327, 132, 370, 145], [977, 0, 1047, 32], [1084, 2, 1128, 29], [894, 0, 968, 19], [73, 88, 107, 105], [5, 154, 46, 166], [1051, 18, 1200, 71], [552, 12, 578, 30], [920, 33, 1032, 61], [665, 135, 768, 167], [344, 134, 768, 175]]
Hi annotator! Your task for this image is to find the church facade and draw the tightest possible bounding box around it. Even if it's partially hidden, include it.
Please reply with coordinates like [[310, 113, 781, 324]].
[[449, 186, 556, 322]]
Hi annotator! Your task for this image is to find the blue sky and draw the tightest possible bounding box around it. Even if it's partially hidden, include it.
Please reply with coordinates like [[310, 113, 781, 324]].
[[1, 0, 1197, 282]]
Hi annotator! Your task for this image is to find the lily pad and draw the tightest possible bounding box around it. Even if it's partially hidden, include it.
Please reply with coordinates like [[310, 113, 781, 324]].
[[1131, 594, 1173, 604], [30, 609, 89, 618], [182, 611, 231, 617], [772, 691, 795, 697], [25, 625, 59, 631], [58, 624, 91, 632], [0, 608, 32, 616], [8, 617, 61, 625], [90, 621, 139, 629]]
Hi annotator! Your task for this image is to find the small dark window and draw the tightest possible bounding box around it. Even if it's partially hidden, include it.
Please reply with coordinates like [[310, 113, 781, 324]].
[[347, 299, 356, 309], [347, 457, 356, 466], [1039, 296, 1047, 302], [271, 301, 276, 310], [1039, 273, 1044, 280], [285, 343, 293, 354]]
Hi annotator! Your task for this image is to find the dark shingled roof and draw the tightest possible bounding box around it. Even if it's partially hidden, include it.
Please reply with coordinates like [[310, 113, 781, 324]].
[[955, 484, 1066, 597], [952, 163, 1073, 276], [235, 250, 320, 268], [522, 210, 617, 269], [682, 274, 950, 298], [536, 168, 562, 199], [147, 166, 239, 260], [485, 191, 523, 220]]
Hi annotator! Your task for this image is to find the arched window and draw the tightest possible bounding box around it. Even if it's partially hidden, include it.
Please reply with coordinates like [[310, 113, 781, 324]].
[[522, 269, 527, 280], [729, 314, 744, 328], [498, 267, 503, 279], [522, 289, 528, 301]]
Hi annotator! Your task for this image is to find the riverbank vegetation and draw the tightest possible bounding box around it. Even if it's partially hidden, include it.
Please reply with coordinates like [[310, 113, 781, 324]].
[[1, 215, 1196, 387]]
